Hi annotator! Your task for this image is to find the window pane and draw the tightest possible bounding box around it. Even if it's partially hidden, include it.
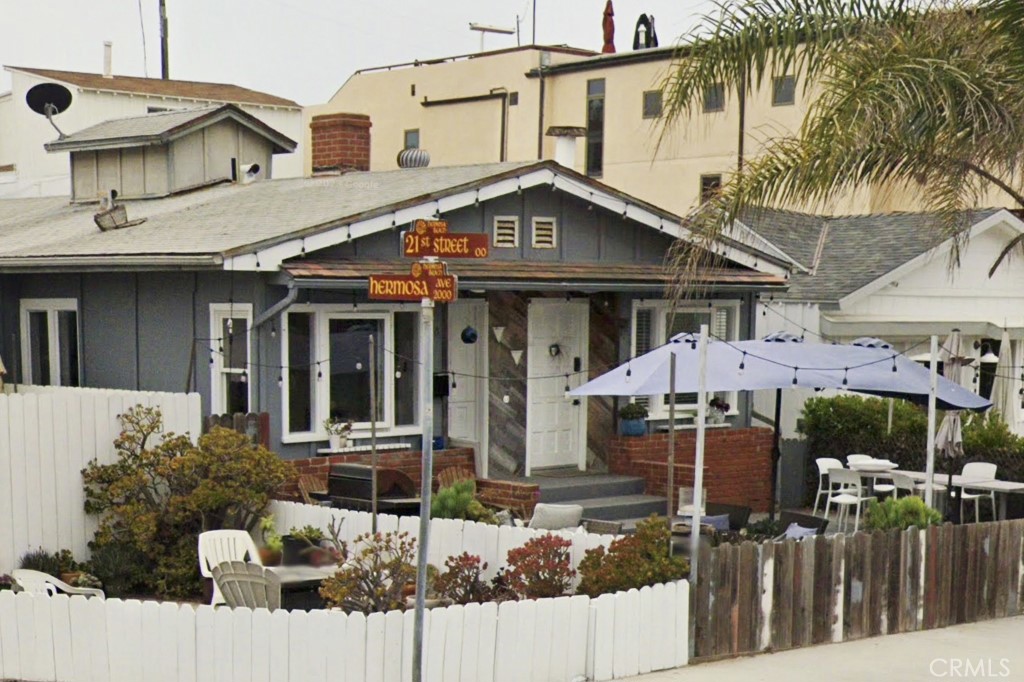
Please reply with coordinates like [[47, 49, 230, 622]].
[[394, 312, 419, 426], [57, 310, 79, 387], [404, 129, 420, 150], [222, 318, 248, 369], [226, 374, 248, 414], [642, 90, 662, 118], [586, 82, 605, 177], [700, 175, 722, 202], [772, 75, 796, 105], [28, 311, 50, 385], [329, 318, 384, 423], [665, 311, 711, 405], [703, 83, 725, 112], [587, 79, 605, 96], [288, 312, 315, 432], [633, 308, 653, 410]]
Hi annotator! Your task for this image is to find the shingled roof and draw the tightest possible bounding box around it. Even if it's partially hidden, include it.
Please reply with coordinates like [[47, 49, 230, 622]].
[[6, 66, 300, 108], [741, 207, 1005, 302]]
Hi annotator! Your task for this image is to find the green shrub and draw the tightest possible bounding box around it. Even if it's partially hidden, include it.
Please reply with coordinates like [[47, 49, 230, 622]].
[[619, 402, 649, 420], [434, 552, 492, 605], [18, 548, 63, 575], [288, 525, 325, 544], [87, 541, 152, 597], [431, 482, 498, 524], [865, 496, 942, 531], [82, 406, 295, 599], [577, 515, 688, 597]]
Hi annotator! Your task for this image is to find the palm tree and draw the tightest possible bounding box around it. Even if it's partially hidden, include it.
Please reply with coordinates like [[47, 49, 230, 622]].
[[662, 0, 1024, 291]]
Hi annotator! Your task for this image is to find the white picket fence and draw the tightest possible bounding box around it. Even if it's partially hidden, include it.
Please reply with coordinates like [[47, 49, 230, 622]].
[[0, 386, 202, 571], [0, 582, 688, 682], [267, 501, 619, 579]]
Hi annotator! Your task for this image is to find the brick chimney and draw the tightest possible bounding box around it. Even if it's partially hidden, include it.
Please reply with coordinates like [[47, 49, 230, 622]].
[[310, 113, 371, 173]]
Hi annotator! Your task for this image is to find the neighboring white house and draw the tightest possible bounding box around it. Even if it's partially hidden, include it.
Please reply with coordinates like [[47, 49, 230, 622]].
[[0, 61, 302, 198], [746, 207, 1024, 437]]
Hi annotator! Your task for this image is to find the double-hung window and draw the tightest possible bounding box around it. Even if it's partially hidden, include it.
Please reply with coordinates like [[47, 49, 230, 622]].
[[20, 299, 80, 387], [210, 303, 252, 415], [631, 299, 741, 418], [281, 305, 420, 442]]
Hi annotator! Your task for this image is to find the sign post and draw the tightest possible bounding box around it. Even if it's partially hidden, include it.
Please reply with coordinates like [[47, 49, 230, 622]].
[[366, 218, 488, 682]]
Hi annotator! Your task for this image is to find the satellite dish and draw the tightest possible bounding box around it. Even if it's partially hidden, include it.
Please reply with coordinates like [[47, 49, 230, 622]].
[[26, 83, 73, 139]]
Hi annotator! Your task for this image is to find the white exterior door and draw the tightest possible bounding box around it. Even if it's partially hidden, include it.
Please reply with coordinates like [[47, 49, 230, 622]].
[[526, 299, 589, 473], [447, 300, 489, 475]]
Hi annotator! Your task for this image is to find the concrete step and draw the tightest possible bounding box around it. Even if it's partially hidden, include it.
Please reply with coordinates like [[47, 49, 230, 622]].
[[574, 494, 668, 521], [535, 474, 647, 503]]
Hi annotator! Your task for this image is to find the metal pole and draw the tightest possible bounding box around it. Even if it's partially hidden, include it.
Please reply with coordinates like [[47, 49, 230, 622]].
[[667, 351, 676, 528], [369, 335, 379, 532], [159, 0, 170, 80], [769, 388, 782, 521], [532, 0, 537, 44], [925, 335, 938, 507], [412, 297, 435, 682], [688, 324, 709, 581]]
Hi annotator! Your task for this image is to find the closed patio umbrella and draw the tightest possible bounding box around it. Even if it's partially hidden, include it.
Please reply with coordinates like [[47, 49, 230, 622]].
[[989, 330, 1019, 434], [934, 330, 967, 519]]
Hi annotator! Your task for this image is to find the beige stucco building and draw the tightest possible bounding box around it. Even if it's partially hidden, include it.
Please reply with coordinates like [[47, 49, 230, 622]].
[[305, 44, 901, 217]]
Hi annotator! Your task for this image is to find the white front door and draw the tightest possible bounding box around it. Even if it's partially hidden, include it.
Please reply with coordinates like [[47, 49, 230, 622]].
[[526, 299, 589, 473], [447, 300, 489, 476]]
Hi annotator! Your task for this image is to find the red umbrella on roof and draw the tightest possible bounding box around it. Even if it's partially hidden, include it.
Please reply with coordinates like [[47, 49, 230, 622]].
[[602, 0, 616, 54]]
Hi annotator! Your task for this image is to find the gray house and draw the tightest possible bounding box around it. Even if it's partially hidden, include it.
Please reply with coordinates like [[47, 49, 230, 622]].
[[0, 106, 789, 475]]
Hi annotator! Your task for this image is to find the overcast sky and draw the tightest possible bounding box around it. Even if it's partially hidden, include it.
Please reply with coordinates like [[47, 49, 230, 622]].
[[0, 0, 716, 105]]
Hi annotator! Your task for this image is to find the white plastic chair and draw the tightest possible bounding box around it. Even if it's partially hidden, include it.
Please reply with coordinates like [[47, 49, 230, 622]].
[[846, 454, 873, 465], [958, 462, 997, 523], [11, 569, 104, 598], [198, 530, 262, 605], [212, 561, 281, 611], [812, 458, 847, 515], [825, 469, 874, 533]]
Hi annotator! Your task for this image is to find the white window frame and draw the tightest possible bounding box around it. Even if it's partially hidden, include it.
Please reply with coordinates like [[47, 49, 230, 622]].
[[531, 216, 558, 249], [19, 298, 80, 387], [209, 303, 253, 415], [280, 303, 424, 444], [493, 215, 520, 248], [630, 298, 741, 418]]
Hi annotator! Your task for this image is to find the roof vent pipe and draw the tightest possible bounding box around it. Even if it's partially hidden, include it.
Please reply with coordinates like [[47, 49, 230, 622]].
[[545, 126, 586, 167], [103, 41, 113, 78]]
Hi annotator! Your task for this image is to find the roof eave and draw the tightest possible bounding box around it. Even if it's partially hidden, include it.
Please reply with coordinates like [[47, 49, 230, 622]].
[[0, 254, 222, 271]]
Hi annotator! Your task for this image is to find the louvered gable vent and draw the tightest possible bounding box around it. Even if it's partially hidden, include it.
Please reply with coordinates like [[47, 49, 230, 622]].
[[493, 216, 519, 247], [532, 217, 557, 248]]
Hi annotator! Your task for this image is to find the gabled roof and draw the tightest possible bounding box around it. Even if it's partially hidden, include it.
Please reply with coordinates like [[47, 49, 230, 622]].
[[0, 161, 787, 277], [5, 66, 300, 108], [43, 104, 296, 154], [741, 207, 1007, 302]]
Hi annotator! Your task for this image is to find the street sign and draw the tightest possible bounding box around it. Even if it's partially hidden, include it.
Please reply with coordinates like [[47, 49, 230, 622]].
[[402, 218, 489, 259], [368, 260, 458, 302]]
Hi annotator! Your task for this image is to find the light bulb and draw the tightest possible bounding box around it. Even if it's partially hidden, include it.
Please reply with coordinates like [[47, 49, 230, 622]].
[[502, 394, 510, 404], [356, 362, 363, 370]]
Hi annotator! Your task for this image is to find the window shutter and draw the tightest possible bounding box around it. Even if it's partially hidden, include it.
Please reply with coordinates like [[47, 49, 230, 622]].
[[634, 308, 653, 408], [713, 307, 731, 341], [532, 218, 557, 248], [494, 217, 519, 247]]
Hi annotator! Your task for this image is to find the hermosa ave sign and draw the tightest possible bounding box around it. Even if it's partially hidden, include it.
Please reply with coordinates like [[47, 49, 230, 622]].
[[368, 260, 457, 302]]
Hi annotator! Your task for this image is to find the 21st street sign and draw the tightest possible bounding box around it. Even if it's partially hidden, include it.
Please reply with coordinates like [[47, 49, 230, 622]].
[[368, 260, 458, 302], [402, 219, 489, 259]]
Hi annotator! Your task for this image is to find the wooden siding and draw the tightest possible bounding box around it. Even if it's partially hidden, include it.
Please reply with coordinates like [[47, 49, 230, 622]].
[[587, 294, 617, 470], [487, 291, 529, 475]]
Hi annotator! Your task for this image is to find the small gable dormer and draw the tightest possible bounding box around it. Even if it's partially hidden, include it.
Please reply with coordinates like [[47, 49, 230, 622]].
[[44, 104, 296, 202]]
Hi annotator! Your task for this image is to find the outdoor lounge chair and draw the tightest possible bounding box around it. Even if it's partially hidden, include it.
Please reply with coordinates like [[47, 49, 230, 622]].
[[778, 510, 829, 535], [198, 530, 262, 606], [527, 503, 584, 530], [704, 502, 752, 531], [211, 561, 281, 611], [11, 569, 104, 598], [297, 473, 331, 506]]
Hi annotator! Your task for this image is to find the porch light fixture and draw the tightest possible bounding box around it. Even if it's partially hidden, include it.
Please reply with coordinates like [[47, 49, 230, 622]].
[[976, 342, 999, 364], [492, 326, 506, 344], [549, 343, 562, 357]]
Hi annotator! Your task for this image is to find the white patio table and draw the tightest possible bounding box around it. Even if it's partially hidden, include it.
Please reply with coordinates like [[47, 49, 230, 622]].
[[899, 471, 1024, 521]]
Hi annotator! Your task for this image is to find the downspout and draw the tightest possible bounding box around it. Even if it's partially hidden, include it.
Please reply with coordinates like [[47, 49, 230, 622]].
[[737, 65, 746, 171], [489, 88, 510, 162], [254, 284, 298, 329], [537, 66, 546, 159]]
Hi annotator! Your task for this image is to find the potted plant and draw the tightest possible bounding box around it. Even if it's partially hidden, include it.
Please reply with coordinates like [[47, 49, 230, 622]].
[[258, 515, 283, 566], [283, 525, 326, 565], [324, 417, 353, 450], [708, 396, 730, 424], [0, 575, 13, 591], [618, 402, 648, 436]]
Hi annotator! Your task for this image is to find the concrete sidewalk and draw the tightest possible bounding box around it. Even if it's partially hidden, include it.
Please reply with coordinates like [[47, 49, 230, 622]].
[[632, 616, 1024, 681]]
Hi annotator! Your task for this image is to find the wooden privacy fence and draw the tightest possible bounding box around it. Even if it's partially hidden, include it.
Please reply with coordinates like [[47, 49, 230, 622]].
[[692, 520, 1024, 660], [268, 501, 618, 581], [0, 386, 202, 571], [204, 412, 271, 448], [0, 582, 688, 682]]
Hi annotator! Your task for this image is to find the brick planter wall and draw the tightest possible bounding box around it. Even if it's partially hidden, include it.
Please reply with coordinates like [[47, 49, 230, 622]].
[[608, 427, 774, 512], [280, 447, 540, 516]]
